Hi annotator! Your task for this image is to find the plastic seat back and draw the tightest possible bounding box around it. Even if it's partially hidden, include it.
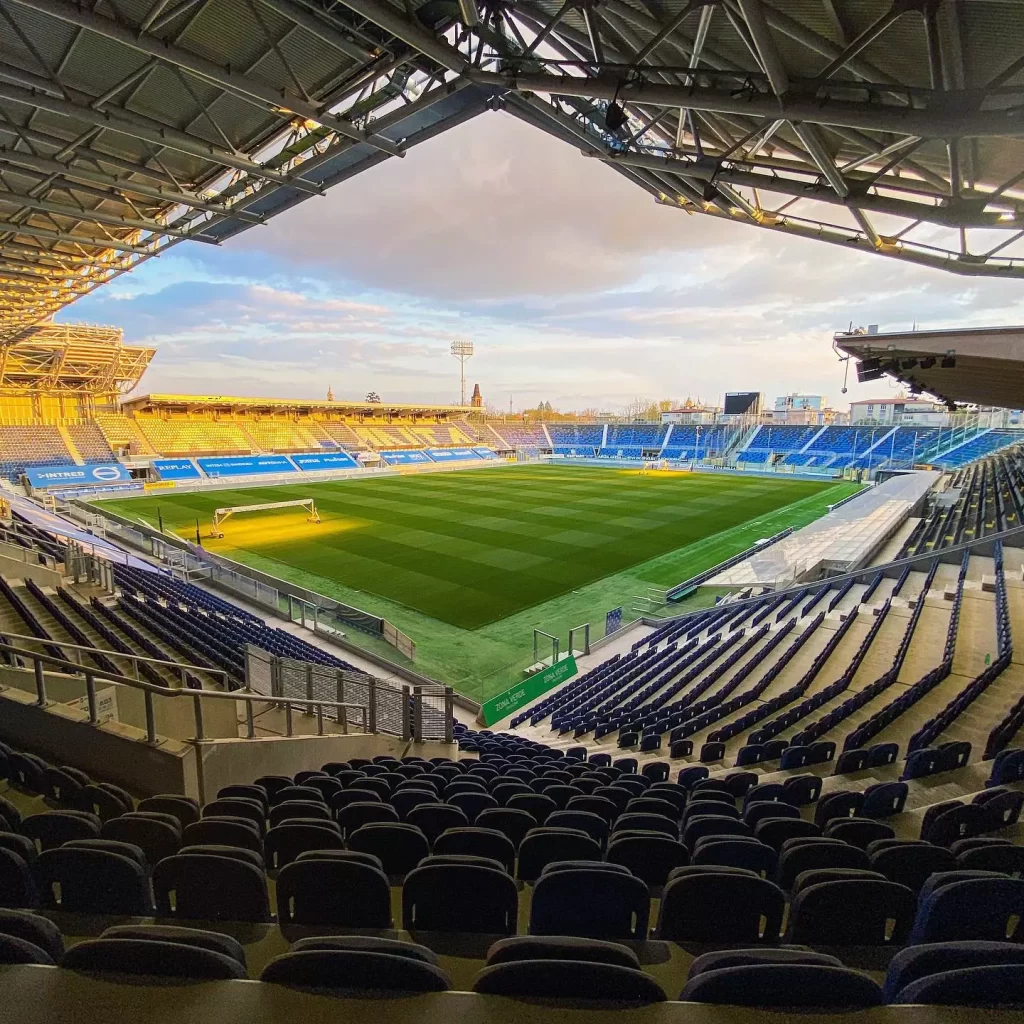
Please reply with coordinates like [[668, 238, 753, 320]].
[[657, 871, 784, 942], [276, 855, 390, 927], [787, 878, 916, 944], [403, 862, 517, 933], [36, 846, 151, 914], [473, 958, 665, 1003], [348, 823, 429, 878], [606, 834, 689, 888], [517, 828, 601, 882], [153, 852, 269, 922], [261, 949, 450, 992], [680, 963, 882, 1007], [910, 877, 1024, 943], [529, 867, 650, 940], [62, 937, 245, 979], [264, 822, 344, 870]]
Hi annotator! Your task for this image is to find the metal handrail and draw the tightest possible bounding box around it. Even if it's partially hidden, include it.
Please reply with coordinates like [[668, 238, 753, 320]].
[[0, 638, 367, 743], [0, 629, 233, 683]]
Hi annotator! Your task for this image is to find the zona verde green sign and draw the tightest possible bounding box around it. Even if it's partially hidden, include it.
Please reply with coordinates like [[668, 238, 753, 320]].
[[479, 656, 578, 727]]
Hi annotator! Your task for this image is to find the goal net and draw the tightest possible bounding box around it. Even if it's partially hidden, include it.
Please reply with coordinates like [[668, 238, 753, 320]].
[[210, 498, 320, 538]]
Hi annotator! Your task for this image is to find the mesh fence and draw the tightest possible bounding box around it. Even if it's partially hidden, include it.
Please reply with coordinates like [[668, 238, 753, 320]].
[[268, 654, 450, 738]]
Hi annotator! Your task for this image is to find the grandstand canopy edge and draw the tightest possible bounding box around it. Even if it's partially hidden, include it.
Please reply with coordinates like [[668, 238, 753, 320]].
[[836, 326, 1024, 410], [120, 394, 469, 417]]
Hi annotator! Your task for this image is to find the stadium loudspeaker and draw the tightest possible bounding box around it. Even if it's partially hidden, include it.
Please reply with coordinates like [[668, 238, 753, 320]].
[[605, 102, 626, 131]]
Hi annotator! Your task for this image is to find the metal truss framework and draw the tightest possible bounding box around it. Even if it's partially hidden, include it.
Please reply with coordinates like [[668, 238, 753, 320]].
[[0, 0, 1022, 340], [0, 322, 154, 393]]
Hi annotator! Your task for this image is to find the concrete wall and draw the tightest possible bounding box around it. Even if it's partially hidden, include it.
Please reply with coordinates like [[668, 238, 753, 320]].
[[196, 733, 458, 804], [0, 686, 198, 797], [0, 665, 238, 741], [0, 546, 63, 586]]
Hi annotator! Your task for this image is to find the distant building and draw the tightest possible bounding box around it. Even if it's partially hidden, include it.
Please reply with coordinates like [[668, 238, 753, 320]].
[[850, 397, 948, 426], [470, 383, 482, 408], [775, 393, 823, 412], [661, 399, 719, 425]]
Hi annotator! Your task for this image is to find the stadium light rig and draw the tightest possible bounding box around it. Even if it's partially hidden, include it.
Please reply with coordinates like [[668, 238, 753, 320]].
[[451, 340, 475, 406]]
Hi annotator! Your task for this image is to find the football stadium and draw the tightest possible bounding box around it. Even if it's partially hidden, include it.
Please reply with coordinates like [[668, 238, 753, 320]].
[[1, 0, 1024, 1019]]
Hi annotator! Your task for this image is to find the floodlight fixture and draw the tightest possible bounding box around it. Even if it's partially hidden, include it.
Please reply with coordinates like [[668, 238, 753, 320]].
[[451, 340, 475, 406]]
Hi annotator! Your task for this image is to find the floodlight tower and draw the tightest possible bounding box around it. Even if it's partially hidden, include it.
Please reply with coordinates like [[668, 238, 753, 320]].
[[451, 340, 474, 406]]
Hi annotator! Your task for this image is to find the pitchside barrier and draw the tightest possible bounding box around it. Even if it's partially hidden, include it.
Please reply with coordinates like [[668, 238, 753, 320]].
[[478, 655, 578, 727]]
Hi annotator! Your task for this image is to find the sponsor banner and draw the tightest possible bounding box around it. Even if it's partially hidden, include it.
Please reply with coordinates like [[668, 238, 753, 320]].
[[605, 607, 623, 636], [479, 656, 578, 727], [379, 449, 432, 466], [290, 451, 359, 471], [152, 458, 201, 481], [197, 455, 297, 477], [472, 447, 498, 459], [425, 447, 481, 462], [25, 463, 132, 488], [143, 481, 177, 492]]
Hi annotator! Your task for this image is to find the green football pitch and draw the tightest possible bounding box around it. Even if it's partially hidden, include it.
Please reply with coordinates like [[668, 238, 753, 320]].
[[93, 465, 857, 700]]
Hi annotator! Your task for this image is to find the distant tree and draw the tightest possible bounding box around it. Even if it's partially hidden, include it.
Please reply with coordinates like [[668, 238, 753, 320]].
[[365, 391, 381, 403]]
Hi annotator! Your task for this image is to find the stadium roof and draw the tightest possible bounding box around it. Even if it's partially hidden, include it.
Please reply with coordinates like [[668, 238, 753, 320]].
[[122, 393, 466, 413], [2, 0, 1024, 341], [835, 325, 1024, 410]]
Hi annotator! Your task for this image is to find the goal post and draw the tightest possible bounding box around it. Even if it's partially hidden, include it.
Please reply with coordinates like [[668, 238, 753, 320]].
[[210, 498, 320, 538]]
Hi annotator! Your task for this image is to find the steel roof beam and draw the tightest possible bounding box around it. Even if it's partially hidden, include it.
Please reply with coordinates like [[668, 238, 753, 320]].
[[0, 219, 159, 255], [464, 69, 1020, 138], [0, 79, 324, 195], [0, 186, 212, 241], [588, 150, 1016, 228], [0, 146, 265, 224], [6, 0, 405, 159]]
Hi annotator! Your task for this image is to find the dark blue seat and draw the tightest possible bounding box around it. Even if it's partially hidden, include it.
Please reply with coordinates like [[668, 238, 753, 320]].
[[62, 937, 246, 980], [656, 870, 784, 942], [884, 940, 1024, 1002], [473, 958, 666, 1002], [0, 908, 62, 961], [276, 852, 391, 927], [529, 867, 650, 940], [405, 803, 468, 845], [782, 774, 822, 806], [262, 949, 450, 992], [606, 834, 689, 888], [753, 818, 820, 851], [693, 839, 777, 878], [869, 842, 957, 893], [546, 810, 609, 846], [910, 877, 1024, 943], [744, 801, 799, 828], [153, 851, 269, 922], [825, 817, 896, 849], [777, 839, 871, 890], [403, 861, 517, 933], [0, 933, 54, 966], [682, 815, 749, 847], [21, 811, 101, 851], [36, 846, 152, 915], [348, 823, 429, 877], [861, 782, 909, 819], [433, 827, 515, 874], [264, 822, 344, 869], [517, 828, 601, 882], [814, 790, 864, 827], [485, 934, 639, 969], [0, 848, 36, 908], [476, 807, 538, 849], [892, 965, 1024, 1006], [787, 878, 916, 945], [957, 842, 1024, 875], [680, 964, 882, 1007]]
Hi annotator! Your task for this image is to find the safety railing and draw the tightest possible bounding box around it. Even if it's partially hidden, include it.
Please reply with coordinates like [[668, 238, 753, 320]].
[[0, 637, 369, 744], [0, 629, 234, 688]]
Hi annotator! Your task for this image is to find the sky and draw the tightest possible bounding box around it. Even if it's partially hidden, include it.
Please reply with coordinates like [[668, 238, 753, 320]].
[[61, 111, 1024, 414]]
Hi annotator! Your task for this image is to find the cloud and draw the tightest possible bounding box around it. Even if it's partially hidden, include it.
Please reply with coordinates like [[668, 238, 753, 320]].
[[233, 111, 732, 300]]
